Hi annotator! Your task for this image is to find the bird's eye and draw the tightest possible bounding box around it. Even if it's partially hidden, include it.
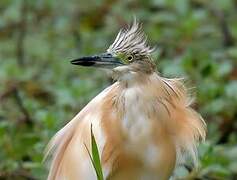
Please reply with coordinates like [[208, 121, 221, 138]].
[[127, 55, 133, 62]]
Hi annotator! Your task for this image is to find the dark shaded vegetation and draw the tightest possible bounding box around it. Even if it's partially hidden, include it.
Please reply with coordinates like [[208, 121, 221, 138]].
[[0, 0, 236, 179]]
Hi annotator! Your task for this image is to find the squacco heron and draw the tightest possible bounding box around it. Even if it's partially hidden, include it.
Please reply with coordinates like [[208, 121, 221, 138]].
[[46, 20, 206, 180]]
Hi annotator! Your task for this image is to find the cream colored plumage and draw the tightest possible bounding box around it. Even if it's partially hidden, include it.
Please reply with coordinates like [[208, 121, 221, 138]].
[[46, 20, 206, 180]]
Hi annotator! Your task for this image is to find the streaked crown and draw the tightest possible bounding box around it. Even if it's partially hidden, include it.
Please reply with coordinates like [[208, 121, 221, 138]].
[[107, 20, 154, 57]]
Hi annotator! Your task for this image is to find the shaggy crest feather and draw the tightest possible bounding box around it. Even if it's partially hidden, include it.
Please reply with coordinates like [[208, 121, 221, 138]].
[[107, 19, 154, 56]]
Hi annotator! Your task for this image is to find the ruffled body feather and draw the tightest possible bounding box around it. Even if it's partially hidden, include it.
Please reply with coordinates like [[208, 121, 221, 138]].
[[46, 72, 206, 180]]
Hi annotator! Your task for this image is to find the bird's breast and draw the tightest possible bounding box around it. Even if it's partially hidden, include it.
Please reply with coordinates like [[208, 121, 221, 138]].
[[111, 84, 176, 178], [118, 86, 163, 161], [121, 87, 152, 144]]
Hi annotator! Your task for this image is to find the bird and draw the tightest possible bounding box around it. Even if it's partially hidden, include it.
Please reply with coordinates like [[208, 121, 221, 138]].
[[45, 20, 206, 180]]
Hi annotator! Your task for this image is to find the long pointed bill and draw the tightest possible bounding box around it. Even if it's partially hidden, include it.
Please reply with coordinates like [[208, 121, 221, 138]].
[[71, 53, 123, 69]]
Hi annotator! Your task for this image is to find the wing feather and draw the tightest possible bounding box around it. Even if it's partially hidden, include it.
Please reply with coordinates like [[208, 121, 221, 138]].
[[45, 84, 119, 180]]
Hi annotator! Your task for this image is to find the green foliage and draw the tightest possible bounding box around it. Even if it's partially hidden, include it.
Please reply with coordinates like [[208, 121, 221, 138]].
[[85, 125, 104, 180], [0, 0, 236, 179]]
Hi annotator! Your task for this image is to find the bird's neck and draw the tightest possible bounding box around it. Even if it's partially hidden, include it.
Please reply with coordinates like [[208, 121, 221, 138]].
[[115, 73, 167, 143], [111, 60, 156, 84], [112, 68, 153, 87]]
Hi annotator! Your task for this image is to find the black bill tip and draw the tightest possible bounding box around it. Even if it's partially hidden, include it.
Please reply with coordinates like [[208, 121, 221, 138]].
[[71, 56, 100, 66], [71, 59, 95, 66], [70, 53, 123, 68]]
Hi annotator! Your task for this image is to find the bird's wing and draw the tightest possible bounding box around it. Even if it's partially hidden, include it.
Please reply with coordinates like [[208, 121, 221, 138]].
[[45, 83, 119, 180]]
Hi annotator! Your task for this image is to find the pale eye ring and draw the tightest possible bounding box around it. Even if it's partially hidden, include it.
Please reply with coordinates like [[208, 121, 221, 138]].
[[127, 55, 133, 62]]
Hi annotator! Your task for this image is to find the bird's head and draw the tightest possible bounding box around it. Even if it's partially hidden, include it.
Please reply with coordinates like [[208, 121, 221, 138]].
[[71, 20, 156, 80]]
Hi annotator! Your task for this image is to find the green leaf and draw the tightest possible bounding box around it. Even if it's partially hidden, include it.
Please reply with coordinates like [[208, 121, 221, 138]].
[[84, 125, 104, 180], [90, 125, 104, 180]]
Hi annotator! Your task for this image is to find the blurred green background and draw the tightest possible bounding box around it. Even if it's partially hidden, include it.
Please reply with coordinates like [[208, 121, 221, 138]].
[[0, 0, 237, 179]]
